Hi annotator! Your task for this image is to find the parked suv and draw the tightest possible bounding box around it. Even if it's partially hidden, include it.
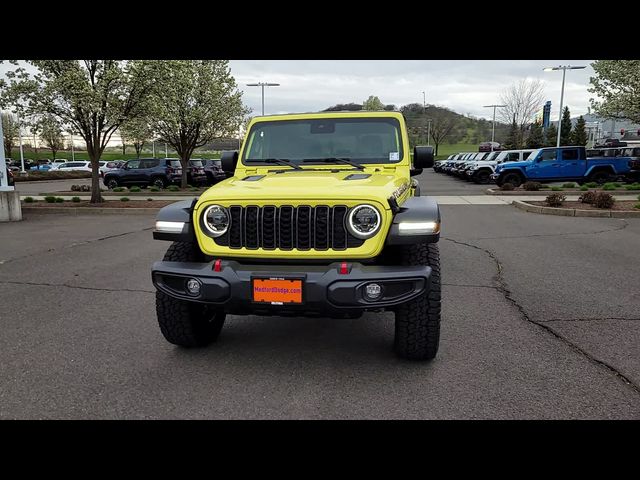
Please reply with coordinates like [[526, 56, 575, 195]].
[[202, 159, 227, 185], [151, 111, 442, 360], [186, 159, 208, 186], [103, 158, 182, 189]]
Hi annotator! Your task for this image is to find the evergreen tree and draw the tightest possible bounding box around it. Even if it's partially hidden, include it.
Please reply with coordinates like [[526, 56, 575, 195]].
[[560, 106, 572, 145], [544, 123, 558, 147], [503, 118, 519, 149], [570, 115, 588, 146], [526, 122, 544, 148]]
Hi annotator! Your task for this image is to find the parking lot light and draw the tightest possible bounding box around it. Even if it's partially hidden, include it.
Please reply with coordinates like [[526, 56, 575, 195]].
[[246, 82, 280, 116], [543, 65, 586, 147]]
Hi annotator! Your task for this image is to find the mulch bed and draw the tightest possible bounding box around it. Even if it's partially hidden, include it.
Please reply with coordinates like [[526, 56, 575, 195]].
[[24, 200, 174, 208], [530, 200, 640, 211]]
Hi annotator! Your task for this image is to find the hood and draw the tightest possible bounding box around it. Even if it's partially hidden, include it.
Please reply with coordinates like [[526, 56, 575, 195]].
[[496, 160, 530, 169], [196, 168, 410, 208]]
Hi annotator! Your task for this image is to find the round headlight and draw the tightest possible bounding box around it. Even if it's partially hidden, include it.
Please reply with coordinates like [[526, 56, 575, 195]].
[[203, 205, 230, 237], [346, 204, 381, 239]]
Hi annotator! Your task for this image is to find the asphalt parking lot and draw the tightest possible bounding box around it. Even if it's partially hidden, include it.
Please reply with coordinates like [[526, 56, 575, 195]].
[[1, 170, 639, 419]]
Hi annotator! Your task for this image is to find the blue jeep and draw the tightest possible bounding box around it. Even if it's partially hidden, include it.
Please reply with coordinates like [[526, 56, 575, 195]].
[[491, 146, 634, 187]]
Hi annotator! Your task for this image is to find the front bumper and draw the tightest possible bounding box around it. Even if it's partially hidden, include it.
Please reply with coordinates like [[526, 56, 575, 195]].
[[151, 259, 431, 317]]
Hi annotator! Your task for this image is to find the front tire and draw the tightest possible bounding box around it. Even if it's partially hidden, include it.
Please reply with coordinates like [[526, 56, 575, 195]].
[[500, 172, 524, 188], [105, 177, 119, 189], [474, 170, 491, 184], [588, 170, 611, 185], [393, 243, 441, 361], [156, 242, 225, 347]]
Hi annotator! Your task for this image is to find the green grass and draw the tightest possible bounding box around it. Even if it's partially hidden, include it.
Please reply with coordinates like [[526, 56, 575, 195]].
[[580, 185, 589, 191], [612, 182, 623, 188], [624, 183, 640, 190], [551, 186, 563, 191], [602, 184, 616, 191], [433, 143, 478, 160], [584, 182, 598, 188], [562, 183, 576, 188], [9, 147, 221, 163]]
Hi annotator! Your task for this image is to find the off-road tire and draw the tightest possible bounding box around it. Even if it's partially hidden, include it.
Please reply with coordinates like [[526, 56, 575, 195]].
[[156, 242, 225, 347], [105, 177, 119, 189], [474, 170, 491, 184], [588, 169, 611, 185], [392, 243, 441, 361], [500, 172, 524, 188], [151, 176, 168, 189]]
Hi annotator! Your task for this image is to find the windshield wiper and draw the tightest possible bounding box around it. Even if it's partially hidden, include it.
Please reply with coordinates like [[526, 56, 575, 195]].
[[302, 157, 365, 171], [245, 158, 303, 170]]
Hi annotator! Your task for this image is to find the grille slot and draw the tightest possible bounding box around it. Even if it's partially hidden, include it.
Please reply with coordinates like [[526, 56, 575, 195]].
[[217, 205, 365, 250]]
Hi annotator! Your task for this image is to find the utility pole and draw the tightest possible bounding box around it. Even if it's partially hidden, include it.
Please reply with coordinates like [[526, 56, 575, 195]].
[[0, 113, 9, 190], [544, 65, 586, 147], [152, 140, 155, 158], [71, 134, 75, 161], [483, 104, 507, 151], [246, 82, 280, 116]]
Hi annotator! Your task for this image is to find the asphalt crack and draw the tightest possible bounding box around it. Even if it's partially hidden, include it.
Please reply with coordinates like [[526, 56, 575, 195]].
[[0, 280, 154, 294], [445, 236, 640, 396], [540, 317, 640, 323], [468, 219, 628, 241], [442, 283, 500, 290]]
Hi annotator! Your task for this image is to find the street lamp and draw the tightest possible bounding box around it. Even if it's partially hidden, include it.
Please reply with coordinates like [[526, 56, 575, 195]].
[[246, 82, 280, 116], [421, 91, 431, 145], [543, 65, 586, 147], [483, 104, 507, 151]]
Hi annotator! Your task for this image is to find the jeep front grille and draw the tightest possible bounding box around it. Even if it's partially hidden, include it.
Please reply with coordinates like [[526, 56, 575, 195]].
[[214, 205, 365, 250]]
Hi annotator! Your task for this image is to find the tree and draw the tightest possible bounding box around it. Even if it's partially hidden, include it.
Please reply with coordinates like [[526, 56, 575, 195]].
[[503, 118, 520, 149], [1, 111, 19, 159], [588, 60, 640, 124], [362, 95, 385, 111], [544, 123, 558, 147], [37, 115, 65, 159], [2, 60, 155, 202], [571, 115, 588, 146], [384, 104, 396, 111], [526, 122, 544, 148], [498, 79, 545, 142], [120, 117, 152, 158], [323, 103, 362, 111], [146, 60, 249, 188], [428, 108, 458, 155], [560, 106, 572, 146]]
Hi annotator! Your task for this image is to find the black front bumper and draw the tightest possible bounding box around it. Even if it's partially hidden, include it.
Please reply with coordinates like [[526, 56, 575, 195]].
[[151, 260, 431, 317]]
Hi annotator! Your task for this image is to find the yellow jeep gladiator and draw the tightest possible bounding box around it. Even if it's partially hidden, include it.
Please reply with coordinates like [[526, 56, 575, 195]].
[[151, 111, 442, 360]]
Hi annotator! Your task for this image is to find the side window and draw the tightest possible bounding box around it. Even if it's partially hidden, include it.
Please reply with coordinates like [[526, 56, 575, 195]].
[[561, 149, 579, 161], [141, 159, 159, 168], [540, 150, 557, 162], [507, 152, 519, 162], [127, 160, 141, 169]]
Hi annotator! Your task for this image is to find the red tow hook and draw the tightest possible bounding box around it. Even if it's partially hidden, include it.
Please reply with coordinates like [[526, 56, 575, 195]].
[[213, 259, 222, 272], [338, 262, 350, 274]]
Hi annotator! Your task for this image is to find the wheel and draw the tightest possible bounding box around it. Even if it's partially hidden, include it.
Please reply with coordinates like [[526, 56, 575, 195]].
[[156, 242, 225, 347], [393, 243, 441, 361], [588, 170, 611, 185], [474, 170, 491, 184], [105, 177, 119, 189], [152, 177, 167, 189], [500, 172, 523, 188]]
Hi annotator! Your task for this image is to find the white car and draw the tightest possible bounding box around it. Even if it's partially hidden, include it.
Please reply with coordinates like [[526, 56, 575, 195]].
[[55, 161, 92, 172], [99, 161, 124, 177]]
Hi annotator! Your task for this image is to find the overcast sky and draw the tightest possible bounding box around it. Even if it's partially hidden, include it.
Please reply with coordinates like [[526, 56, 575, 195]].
[[1, 60, 596, 122], [230, 60, 596, 121]]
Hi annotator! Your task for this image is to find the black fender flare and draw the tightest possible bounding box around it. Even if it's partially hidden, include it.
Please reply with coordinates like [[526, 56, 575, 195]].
[[386, 196, 441, 245], [152, 198, 197, 242]]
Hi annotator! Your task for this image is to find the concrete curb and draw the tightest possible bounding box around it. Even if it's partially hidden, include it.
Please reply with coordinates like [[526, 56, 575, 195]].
[[512, 200, 640, 218], [21, 206, 160, 215], [486, 187, 638, 196]]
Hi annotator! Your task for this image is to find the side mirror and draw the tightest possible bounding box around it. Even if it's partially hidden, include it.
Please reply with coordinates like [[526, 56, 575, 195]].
[[410, 167, 423, 176], [413, 146, 434, 169], [220, 150, 239, 173]]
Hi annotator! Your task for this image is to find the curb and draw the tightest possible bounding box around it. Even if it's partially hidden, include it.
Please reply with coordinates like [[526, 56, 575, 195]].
[[21, 206, 160, 215], [487, 187, 640, 196], [41, 191, 203, 197], [512, 200, 640, 218]]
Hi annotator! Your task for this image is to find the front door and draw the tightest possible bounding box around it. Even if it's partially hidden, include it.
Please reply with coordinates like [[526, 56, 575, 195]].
[[527, 149, 560, 179]]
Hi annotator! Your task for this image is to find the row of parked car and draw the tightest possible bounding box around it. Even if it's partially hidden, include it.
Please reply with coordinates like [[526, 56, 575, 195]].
[[434, 146, 640, 186]]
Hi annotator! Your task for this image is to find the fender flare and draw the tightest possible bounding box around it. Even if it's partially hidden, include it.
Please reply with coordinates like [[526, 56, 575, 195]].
[[152, 199, 197, 242], [386, 196, 441, 245]]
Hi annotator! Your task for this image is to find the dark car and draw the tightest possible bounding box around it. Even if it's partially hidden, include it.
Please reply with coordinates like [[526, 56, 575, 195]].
[[186, 159, 208, 186], [201, 159, 227, 185], [4, 167, 15, 187], [103, 158, 182, 189]]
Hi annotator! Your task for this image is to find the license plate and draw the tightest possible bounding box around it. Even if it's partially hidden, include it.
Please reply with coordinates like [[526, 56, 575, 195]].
[[252, 278, 303, 305]]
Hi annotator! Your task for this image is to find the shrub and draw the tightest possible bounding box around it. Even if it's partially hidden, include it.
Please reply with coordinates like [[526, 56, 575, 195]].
[[546, 193, 566, 207], [167, 185, 180, 191], [80, 185, 91, 192], [624, 183, 640, 191], [147, 198, 154, 201], [72, 196, 81, 203], [592, 192, 615, 209], [149, 186, 160, 192], [580, 185, 589, 191], [113, 187, 125, 192], [24, 196, 34, 203], [71, 184, 81, 191], [551, 186, 563, 191], [579, 190, 598, 204], [120, 197, 130, 202], [562, 182, 576, 188], [539, 185, 551, 189], [613, 182, 622, 188], [129, 186, 141, 193], [55, 197, 64, 203], [44, 196, 56, 203], [189, 187, 199, 191], [635, 204, 640, 210], [522, 181, 542, 191], [500, 182, 514, 191], [602, 183, 616, 190], [585, 182, 598, 188]]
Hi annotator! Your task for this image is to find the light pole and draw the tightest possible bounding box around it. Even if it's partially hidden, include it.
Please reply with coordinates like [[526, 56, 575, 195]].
[[152, 140, 155, 158], [70, 133, 75, 161], [165, 143, 168, 158], [0, 113, 9, 190], [483, 104, 507, 151], [17, 114, 25, 173], [422, 91, 431, 145], [246, 82, 280, 116], [544, 65, 586, 147]]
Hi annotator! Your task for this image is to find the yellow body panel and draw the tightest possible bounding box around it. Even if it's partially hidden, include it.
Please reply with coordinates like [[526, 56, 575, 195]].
[[193, 111, 414, 259]]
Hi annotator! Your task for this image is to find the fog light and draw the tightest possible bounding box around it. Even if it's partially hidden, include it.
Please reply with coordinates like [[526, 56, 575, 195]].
[[364, 283, 382, 301], [186, 278, 201, 295]]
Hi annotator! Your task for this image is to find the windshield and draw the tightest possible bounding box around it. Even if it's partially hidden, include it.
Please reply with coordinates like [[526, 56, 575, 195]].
[[485, 151, 499, 161], [169, 160, 181, 168], [190, 160, 204, 167], [242, 117, 404, 165], [526, 149, 542, 161]]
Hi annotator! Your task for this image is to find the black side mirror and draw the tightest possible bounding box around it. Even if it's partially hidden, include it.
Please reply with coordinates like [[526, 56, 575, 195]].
[[410, 167, 423, 176], [220, 150, 238, 173], [413, 146, 434, 169]]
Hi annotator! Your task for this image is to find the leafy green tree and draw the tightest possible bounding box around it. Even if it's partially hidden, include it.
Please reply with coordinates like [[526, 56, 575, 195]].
[[323, 103, 362, 111], [362, 95, 385, 111], [544, 123, 558, 147], [1, 60, 155, 202], [146, 60, 249, 188], [589, 60, 640, 123], [526, 122, 544, 148], [1, 111, 19, 159], [503, 118, 520, 149], [429, 108, 458, 155], [37, 114, 66, 159], [560, 106, 572, 146], [570, 115, 588, 146], [120, 117, 152, 158]]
